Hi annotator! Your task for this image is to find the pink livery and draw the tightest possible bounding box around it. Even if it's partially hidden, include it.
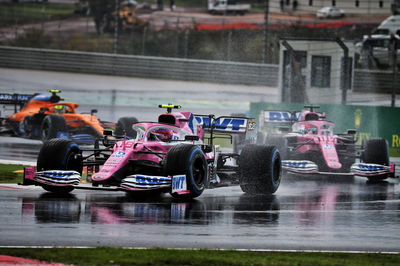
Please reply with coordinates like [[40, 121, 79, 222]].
[[22, 104, 282, 199], [260, 105, 395, 181]]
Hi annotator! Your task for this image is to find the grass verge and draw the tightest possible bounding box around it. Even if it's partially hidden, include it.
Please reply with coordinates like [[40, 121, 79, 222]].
[[0, 248, 399, 265], [0, 163, 27, 184], [0, 3, 74, 26]]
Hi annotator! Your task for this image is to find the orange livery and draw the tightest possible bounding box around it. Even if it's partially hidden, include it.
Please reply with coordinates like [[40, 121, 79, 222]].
[[2, 90, 107, 143]]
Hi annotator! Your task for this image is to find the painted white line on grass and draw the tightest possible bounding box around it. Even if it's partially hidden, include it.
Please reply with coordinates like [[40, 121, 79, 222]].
[[0, 246, 398, 254]]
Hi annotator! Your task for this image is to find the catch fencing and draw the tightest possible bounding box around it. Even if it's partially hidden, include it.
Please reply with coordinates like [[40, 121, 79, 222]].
[[0, 46, 398, 92], [0, 46, 277, 86]]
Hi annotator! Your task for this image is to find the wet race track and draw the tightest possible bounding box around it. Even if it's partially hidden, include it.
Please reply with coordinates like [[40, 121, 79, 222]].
[[0, 136, 399, 252], [1, 172, 399, 252], [0, 68, 400, 252]]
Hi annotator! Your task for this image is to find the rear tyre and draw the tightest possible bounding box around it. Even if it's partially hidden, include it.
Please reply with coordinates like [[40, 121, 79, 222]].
[[22, 116, 33, 138], [41, 115, 67, 141], [362, 138, 390, 181], [165, 144, 207, 199], [37, 138, 83, 194], [239, 145, 281, 194], [115, 116, 138, 138]]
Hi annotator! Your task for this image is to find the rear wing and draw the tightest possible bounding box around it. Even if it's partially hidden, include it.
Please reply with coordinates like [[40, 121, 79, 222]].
[[0, 93, 34, 113], [191, 114, 257, 146], [258, 110, 301, 134], [192, 114, 256, 134], [260, 110, 300, 125]]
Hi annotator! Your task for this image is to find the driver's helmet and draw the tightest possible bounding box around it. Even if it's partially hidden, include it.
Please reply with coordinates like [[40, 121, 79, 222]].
[[54, 105, 66, 114], [151, 129, 173, 142]]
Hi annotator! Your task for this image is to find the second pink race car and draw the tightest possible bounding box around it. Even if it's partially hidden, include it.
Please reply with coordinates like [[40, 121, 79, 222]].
[[259, 105, 395, 181]]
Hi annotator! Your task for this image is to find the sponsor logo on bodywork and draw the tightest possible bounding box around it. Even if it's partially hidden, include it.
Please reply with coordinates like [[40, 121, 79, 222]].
[[190, 115, 248, 133], [111, 151, 126, 158], [263, 111, 300, 123]]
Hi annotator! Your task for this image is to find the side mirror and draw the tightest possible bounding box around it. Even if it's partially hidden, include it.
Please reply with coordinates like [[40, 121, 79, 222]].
[[202, 145, 212, 153], [102, 131, 116, 147], [278, 126, 290, 132], [347, 129, 357, 135], [103, 130, 113, 136], [185, 135, 199, 141], [91, 109, 98, 115]]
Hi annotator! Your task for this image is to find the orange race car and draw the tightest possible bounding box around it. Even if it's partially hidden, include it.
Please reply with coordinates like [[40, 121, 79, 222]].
[[1, 90, 114, 143]]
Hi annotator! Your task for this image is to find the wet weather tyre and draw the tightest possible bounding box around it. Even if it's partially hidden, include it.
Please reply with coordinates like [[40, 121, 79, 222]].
[[265, 134, 288, 160], [22, 116, 33, 138], [40, 184, 75, 194], [115, 116, 138, 138], [363, 138, 389, 165], [239, 145, 282, 194], [41, 115, 66, 141], [37, 138, 83, 194], [165, 144, 207, 199], [362, 138, 390, 181]]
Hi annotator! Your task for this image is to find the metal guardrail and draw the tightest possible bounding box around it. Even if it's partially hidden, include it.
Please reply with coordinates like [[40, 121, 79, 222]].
[[0, 46, 397, 92], [0, 46, 278, 87]]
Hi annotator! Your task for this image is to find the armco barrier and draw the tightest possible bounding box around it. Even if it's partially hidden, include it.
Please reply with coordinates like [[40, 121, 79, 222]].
[[250, 102, 400, 157], [0, 46, 277, 86], [0, 46, 397, 91]]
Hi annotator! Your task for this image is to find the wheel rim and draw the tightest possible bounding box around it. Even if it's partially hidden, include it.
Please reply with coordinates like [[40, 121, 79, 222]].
[[66, 150, 81, 173], [23, 118, 31, 135], [42, 121, 49, 140], [272, 154, 281, 184], [192, 158, 205, 189]]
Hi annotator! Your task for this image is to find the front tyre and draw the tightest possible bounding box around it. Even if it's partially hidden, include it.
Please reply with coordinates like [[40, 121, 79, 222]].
[[41, 185, 75, 194], [239, 145, 281, 194], [115, 116, 138, 138], [165, 144, 207, 199], [362, 138, 390, 181], [41, 115, 67, 141], [37, 138, 83, 194]]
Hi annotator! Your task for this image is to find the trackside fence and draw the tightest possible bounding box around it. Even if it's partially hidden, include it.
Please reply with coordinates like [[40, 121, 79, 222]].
[[0, 46, 277, 86], [0, 46, 397, 92]]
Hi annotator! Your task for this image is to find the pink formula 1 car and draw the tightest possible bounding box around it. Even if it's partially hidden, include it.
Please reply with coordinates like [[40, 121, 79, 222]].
[[259, 106, 395, 181], [22, 105, 282, 199]]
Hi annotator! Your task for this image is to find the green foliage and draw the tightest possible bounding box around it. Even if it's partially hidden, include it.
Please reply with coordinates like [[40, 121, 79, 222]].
[[0, 247, 399, 265], [11, 28, 53, 48], [7, 23, 373, 63], [0, 2, 74, 27], [3, 0, 374, 64], [0, 164, 27, 184], [58, 33, 113, 53]]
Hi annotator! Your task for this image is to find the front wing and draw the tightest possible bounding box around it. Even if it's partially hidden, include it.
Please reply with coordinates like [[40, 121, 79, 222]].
[[22, 167, 191, 194], [282, 160, 395, 177]]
